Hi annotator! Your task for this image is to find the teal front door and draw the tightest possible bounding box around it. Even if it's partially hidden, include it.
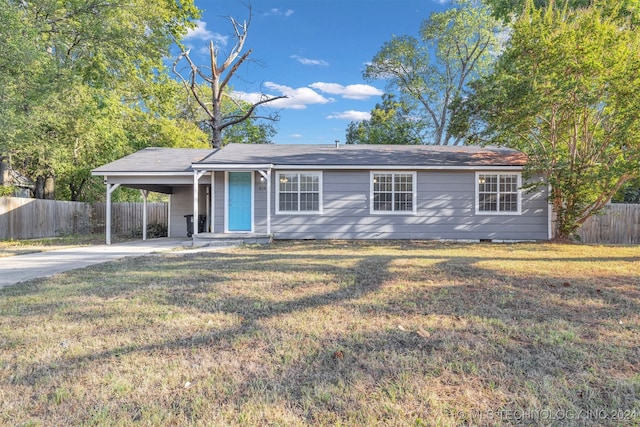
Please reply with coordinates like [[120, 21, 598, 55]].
[[228, 172, 252, 231]]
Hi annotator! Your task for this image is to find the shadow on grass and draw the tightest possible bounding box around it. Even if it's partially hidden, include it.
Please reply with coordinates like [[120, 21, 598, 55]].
[[6, 253, 394, 387], [2, 241, 639, 425]]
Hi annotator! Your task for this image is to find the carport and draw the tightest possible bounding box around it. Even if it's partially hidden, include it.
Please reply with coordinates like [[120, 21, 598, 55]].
[[92, 148, 214, 245]]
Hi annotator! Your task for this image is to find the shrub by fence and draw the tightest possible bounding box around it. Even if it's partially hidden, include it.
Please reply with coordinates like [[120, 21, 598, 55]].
[[0, 197, 167, 240]]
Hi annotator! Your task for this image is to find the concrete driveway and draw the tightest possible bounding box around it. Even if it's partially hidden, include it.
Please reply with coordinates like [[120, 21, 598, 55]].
[[0, 238, 191, 289]]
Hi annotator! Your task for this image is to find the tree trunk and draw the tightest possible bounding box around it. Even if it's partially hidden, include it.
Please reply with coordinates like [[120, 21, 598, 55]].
[[34, 176, 44, 199], [34, 175, 55, 199], [44, 176, 55, 199]]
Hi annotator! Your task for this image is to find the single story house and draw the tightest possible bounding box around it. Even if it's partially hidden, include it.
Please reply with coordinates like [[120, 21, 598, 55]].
[[92, 143, 551, 244]]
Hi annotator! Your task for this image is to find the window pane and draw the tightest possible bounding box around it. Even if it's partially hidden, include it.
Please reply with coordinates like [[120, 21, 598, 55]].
[[373, 192, 393, 211], [374, 174, 392, 192], [394, 192, 413, 211], [279, 174, 298, 192], [300, 192, 319, 211], [300, 174, 319, 192], [395, 174, 412, 192], [500, 193, 518, 211], [479, 174, 497, 193], [500, 175, 518, 193], [279, 192, 298, 211], [479, 193, 497, 212]]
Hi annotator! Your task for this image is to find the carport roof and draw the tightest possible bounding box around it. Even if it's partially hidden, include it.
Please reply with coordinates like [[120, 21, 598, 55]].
[[92, 148, 215, 174]]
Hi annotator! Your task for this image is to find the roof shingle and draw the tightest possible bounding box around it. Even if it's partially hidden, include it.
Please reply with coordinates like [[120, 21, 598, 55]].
[[93, 144, 526, 174]]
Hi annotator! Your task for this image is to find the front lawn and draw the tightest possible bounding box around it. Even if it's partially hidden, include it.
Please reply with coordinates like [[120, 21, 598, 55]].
[[1, 241, 638, 426]]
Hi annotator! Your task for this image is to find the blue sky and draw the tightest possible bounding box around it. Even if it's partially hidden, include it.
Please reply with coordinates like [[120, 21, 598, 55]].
[[180, 0, 449, 144]]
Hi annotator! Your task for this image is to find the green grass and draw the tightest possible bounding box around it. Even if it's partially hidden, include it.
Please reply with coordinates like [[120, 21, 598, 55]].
[[1, 241, 639, 426]]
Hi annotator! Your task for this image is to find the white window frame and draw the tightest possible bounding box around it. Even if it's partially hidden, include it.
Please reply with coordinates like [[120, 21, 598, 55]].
[[370, 171, 417, 215], [475, 172, 522, 215], [275, 171, 323, 215]]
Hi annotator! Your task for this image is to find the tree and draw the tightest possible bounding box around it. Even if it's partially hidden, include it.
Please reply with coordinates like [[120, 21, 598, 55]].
[[363, 0, 503, 145], [0, 0, 203, 200], [177, 83, 278, 145], [456, 1, 640, 240], [484, 0, 637, 22], [345, 94, 424, 145], [173, 10, 286, 148]]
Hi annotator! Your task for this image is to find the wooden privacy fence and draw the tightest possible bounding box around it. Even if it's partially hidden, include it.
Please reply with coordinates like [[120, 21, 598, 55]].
[[576, 204, 640, 244], [0, 197, 167, 240], [91, 202, 168, 236]]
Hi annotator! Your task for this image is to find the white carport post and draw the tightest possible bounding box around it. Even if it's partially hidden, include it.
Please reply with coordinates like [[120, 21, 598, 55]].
[[105, 182, 121, 245], [210, 171, 215, 233], [258, 169, 272, 235], [193, 170, 206, 237], [140, 189, 149, 241]]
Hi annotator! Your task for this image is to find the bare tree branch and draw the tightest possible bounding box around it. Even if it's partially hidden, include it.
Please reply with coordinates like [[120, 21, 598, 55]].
[[172, 6, 286, 148]]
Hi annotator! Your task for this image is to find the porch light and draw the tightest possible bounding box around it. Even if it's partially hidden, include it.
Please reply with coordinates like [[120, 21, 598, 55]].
[[478, 176, 485, 184], [260, 176, 266, 183]]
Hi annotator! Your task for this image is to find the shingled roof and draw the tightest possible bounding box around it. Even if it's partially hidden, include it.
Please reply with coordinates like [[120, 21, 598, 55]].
[[195, 143, 527, 168], [93, 148, 214, 174], [93, 144, 526, 175]]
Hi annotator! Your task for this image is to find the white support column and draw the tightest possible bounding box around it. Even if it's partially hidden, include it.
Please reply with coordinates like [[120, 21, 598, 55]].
[[258, 169, 272, 235], [105, 182, 121, 245], [140, 189, 149, 241], [210, 171, 215, 233], [266, 169, 272, 235], [192, 170, 206, 236], [167, 194, 172, 238]]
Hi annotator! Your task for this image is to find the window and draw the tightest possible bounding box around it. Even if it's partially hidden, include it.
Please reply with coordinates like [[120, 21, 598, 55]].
[[276, 172, 322, 214], [476, 173, 521, 214], [371, 172, 416, 214]]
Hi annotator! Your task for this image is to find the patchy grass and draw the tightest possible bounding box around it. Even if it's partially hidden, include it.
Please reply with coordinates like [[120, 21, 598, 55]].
[[0, 234, 133, 258], [0, 241, 638, 426]]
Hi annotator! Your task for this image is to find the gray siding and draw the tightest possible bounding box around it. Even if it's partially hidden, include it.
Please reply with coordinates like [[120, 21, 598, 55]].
[[169, 184, 210, 238], [266, 170, 548, 240], [168, 169, 549, 241]]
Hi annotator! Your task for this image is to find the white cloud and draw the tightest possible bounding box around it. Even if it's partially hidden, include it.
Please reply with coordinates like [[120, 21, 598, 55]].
[[310, 82, 383, 100], [232, 82, 332, 110], [291, 133, 303, 138], [327, 110, 372, 121], [265, 8, 295, 17], [184, 20, 228, 45], [291, 55, 330, 67]]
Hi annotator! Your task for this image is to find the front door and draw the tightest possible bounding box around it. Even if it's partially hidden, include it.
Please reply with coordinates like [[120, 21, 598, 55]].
[[228, 172, 252, 232]]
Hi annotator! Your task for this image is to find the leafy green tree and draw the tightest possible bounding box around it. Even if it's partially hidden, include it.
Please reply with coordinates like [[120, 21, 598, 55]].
[[0, 0, 202, 200], [456, 1, 640, 239], [612, 178, 640, 203], [485, 0, 638, 22], [345, 94, 424, 145], [364, 0, 503, 145]]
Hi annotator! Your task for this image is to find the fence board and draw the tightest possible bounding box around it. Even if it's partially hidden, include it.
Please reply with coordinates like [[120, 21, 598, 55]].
[[577, 204, 640, 244], [91, 202, 168, 236], [1, 197, 167, 240]]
